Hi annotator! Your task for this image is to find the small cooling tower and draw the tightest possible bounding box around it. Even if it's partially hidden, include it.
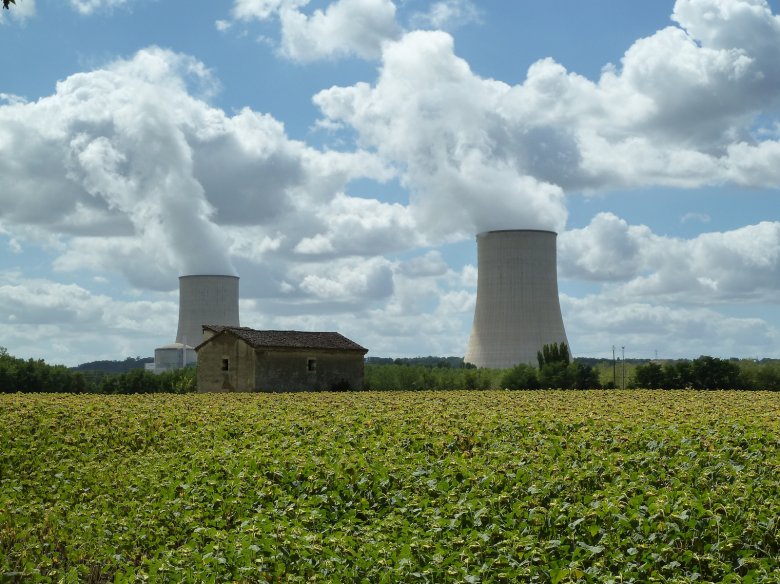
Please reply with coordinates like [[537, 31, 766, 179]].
[[464, 230, 569, 369], [176, 275, 240, 348]]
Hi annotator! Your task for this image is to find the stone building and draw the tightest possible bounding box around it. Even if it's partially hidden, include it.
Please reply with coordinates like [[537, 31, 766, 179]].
[[195, 325, 368, 392]]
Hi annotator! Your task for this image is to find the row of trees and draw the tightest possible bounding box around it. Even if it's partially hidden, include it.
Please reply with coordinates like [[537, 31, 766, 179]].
[[365, 343, 602, 391], [502, 342, 599, 390], [0, 347, 195, 394], [0, 348, 88, 393], [633, 356, 780, 390], [366, 346, 780, 391], [4, 345, 780, 393], [364, 364, 502, 391]]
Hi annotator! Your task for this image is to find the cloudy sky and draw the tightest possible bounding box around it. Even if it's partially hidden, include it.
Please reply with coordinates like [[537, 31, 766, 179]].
[[2, 0, 780, 366]]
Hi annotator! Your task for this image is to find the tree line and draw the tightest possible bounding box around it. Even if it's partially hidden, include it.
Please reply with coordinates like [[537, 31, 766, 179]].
[[3, 345, 780, 393], [365, 343, 600, 390], [0, 347, 195, 394], [632, 356, 780, 390], [366, 346, 780, 391]]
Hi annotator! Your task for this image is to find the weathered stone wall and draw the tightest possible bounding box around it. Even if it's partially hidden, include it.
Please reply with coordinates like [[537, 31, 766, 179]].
[[196, 335, 255, 392], [254, 349, 364, 392], [197, 337, 365, 392]]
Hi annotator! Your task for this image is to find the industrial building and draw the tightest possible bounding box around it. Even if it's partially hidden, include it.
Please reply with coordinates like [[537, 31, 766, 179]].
[[151, 343, 197, 373], [148, 275, 240, 373], [195, 325, 368, 392], [176, 275, 240, 348], [464, 229, 569, 369]]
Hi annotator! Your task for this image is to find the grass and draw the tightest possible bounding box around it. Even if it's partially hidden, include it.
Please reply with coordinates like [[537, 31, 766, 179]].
[[1, 390, 778, 582]]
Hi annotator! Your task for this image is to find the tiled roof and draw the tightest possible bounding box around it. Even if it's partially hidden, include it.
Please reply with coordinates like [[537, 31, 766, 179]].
[[200, 325, 368, 353]]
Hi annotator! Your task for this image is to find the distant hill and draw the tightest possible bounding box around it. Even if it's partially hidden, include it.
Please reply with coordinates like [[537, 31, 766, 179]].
[[71, 357, 153, 374], [366, 356, 655, 369], [366, 356, 466, 368], [574, 357, 648, 366]]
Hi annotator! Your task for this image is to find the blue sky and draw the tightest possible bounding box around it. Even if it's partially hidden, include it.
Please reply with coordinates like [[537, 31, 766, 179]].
[[2, 0, 780, 365]]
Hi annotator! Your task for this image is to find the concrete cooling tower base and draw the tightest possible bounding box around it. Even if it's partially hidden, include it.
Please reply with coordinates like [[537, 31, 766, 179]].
[[464, 230, 569, 369]]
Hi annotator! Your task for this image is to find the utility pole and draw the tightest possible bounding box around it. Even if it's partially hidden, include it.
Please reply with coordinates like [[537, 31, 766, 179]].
[[612, 345, 616, 388], [622, 346, 625, 390]]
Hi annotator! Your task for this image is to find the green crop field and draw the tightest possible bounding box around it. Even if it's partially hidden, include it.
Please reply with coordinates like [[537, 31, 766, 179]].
[[1, 391, 778, 583]]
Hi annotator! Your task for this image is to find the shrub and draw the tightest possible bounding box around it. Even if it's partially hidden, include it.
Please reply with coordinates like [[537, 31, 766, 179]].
[[501, 363, 540, 390]]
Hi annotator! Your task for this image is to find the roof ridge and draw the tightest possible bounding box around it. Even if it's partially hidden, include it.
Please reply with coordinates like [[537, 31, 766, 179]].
[[198, 326, 367, 353]]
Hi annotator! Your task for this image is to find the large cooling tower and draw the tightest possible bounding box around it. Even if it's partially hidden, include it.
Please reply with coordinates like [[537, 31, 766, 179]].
[[464, 230, 569, 369], [175, 275, 240, 347]]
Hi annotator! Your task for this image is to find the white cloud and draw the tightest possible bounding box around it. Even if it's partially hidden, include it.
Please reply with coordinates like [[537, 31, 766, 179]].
[[314, 0, 780, 225], [0, 93, 26, 105], [672, 0, 780, 58], [409, 0, 480, 30], [622, 222, 780, 302], [294, 257, 394, 301], [68, 0, 131, 15], [279, 0, 400, 61], [0, 274, 179, 365], [435, 289, 474, 315], [459, 264, 477, 288], [223, 0, 780, 245], [561, 214, 780, 303], [0, 47, 404, 291], [231, 0, 305, 21], [228, 229, 284, 261], [681, 212, 712, 223], [562, 293, 779, 359], [294, 233, 334, 255], [293, 193, 420, 257], [397, 250, 449, 278], [230, 0, 400, 62], [314, 30, 569, 236], [0, 278, 108, 325], [724, 140, 780, 186], [559, 213, 659, 282]]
